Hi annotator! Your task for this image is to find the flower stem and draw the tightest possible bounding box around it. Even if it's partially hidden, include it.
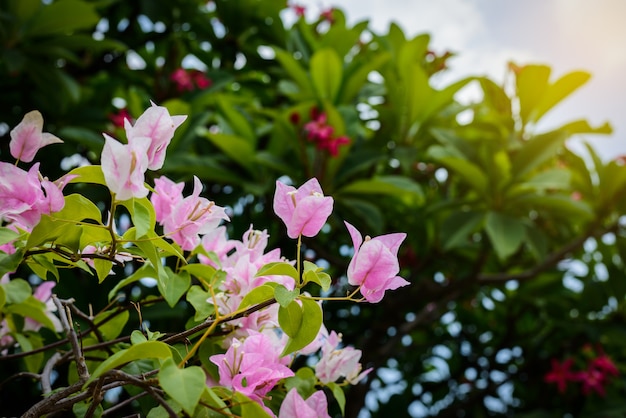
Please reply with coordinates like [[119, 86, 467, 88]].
[[297, 234, 302, 286]]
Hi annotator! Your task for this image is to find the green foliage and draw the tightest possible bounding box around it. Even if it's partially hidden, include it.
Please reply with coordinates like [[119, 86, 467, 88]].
[[1, 1, 626, 417]]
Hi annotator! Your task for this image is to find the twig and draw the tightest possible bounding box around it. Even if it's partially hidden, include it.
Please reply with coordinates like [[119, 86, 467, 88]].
[[0, 371, 40, 392], [160, 297, 277, 344], [105, 370, 177, 418], [477, 223, 617, 284], [52, 295, 90, 381], [41, 352, 63, 394], [101, 390, 150, 416]]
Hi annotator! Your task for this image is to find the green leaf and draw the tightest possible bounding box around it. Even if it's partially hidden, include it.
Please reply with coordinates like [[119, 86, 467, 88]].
[[427, 145, 488, 195], [130, 330, 148, 345], [119, 198, 155, 239], [0, 286, 5, 310], [158, 267, 191, 308], [515, 64, 551, 124], [108, 263, 157, 301], [274, 285, 300, 308], [340, 52, 391, 103], [284, 367, 317, 399], [511, 130, 568, 178], [255, 262, 299, 282], [235, 392, 273, 418], [484, 212, 526, 261], [310, 48, 343, 103], [73, 401, 103, 418], [86, 341, 172, 386], [15, 333, 43, 373], [531, 71, 590, 123], [67, 165, 107, 186], [238, 284, 275, 310], [278, 300, 303, 338], [3, 278, 32, 304], [7, 297, 56, 331], [281, 298, 323, 356], [513, 194, 594, 220], [337, 175, 424, 206], [203, 131, 256, 174], [158, 358, 206, 416], [93, 259, 112, 283], [339, 197, 385, 236], [440, 211, 485, 251], [302, 261, 331, 291], [187, 285, 215, 321], [0, 249, 24, 277], [274, 48, 313, 95], [93, 310, 129, 341], [328, 382, 346, 415], [180, 263, 218, 285], [0, 227, 21, 246], [217, 95, 256, 143], [26, 0, 99, 37]]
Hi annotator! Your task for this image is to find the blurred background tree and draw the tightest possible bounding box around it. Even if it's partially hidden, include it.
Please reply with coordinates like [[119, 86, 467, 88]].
[[1, 0, 626, 416]]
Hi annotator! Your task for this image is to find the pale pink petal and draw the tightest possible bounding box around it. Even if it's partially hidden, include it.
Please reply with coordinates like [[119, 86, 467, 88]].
[[344, 221, 363, 252], [101, 134, 150, 201], [126, 103, 187, 170], [279, 389, 318, 418], [273, 181, 296, 223], [9, 111, 63, 163], [290, 194, 333, 238], [305, 391, 331, 418]]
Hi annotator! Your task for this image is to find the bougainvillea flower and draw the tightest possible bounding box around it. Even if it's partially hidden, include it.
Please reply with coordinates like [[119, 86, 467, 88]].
[[108, 108, 132, 128], [0, 162, 67, 229], [9, 110, 63, 163], [591, 354, 619, 377], [101, 134, 150, 201], [209, 332, 294, 402], [273, 178, 333, 239], [162, 176, 229, 250], [151, 176, 185, 223], [304, 112, 334, 143], [191, 70, 212, 89], [278, 389, 331, 418], [315, 330, 371, 384], [544, 358, 576, 394], [345, 221, 408, 303], [303, 112, 350, 156], [124, 102, 187, 170], [170, 68, 195, 92], [575, 367, 608, 396]]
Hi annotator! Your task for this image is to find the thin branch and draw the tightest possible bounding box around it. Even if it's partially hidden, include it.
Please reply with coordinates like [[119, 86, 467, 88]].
[[101, 390, 150, 416], [41, 352, 63, 394], [161, 297, 277, 344], [0, 371, 40, 391], [52, 295, 90, 382], [477, 224, 616, 284], [105, 370, 177, 418]]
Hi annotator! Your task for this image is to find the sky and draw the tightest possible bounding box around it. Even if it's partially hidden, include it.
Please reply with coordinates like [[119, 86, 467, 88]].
[[292, 0, 626, 161]]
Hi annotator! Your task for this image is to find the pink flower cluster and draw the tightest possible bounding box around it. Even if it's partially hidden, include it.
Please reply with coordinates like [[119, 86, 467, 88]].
[[101, 102, 186, 201], [302, 109, 350, 157], [151, 176, 229, 251], [197, 223, 372, 412], [1, 104, 411, 416], [274, 178, 409, 303], [0, 111, 70, 251], [192, 176, 407, 412], [545, 346, 619, 396], [170, 68, 212, 92]]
